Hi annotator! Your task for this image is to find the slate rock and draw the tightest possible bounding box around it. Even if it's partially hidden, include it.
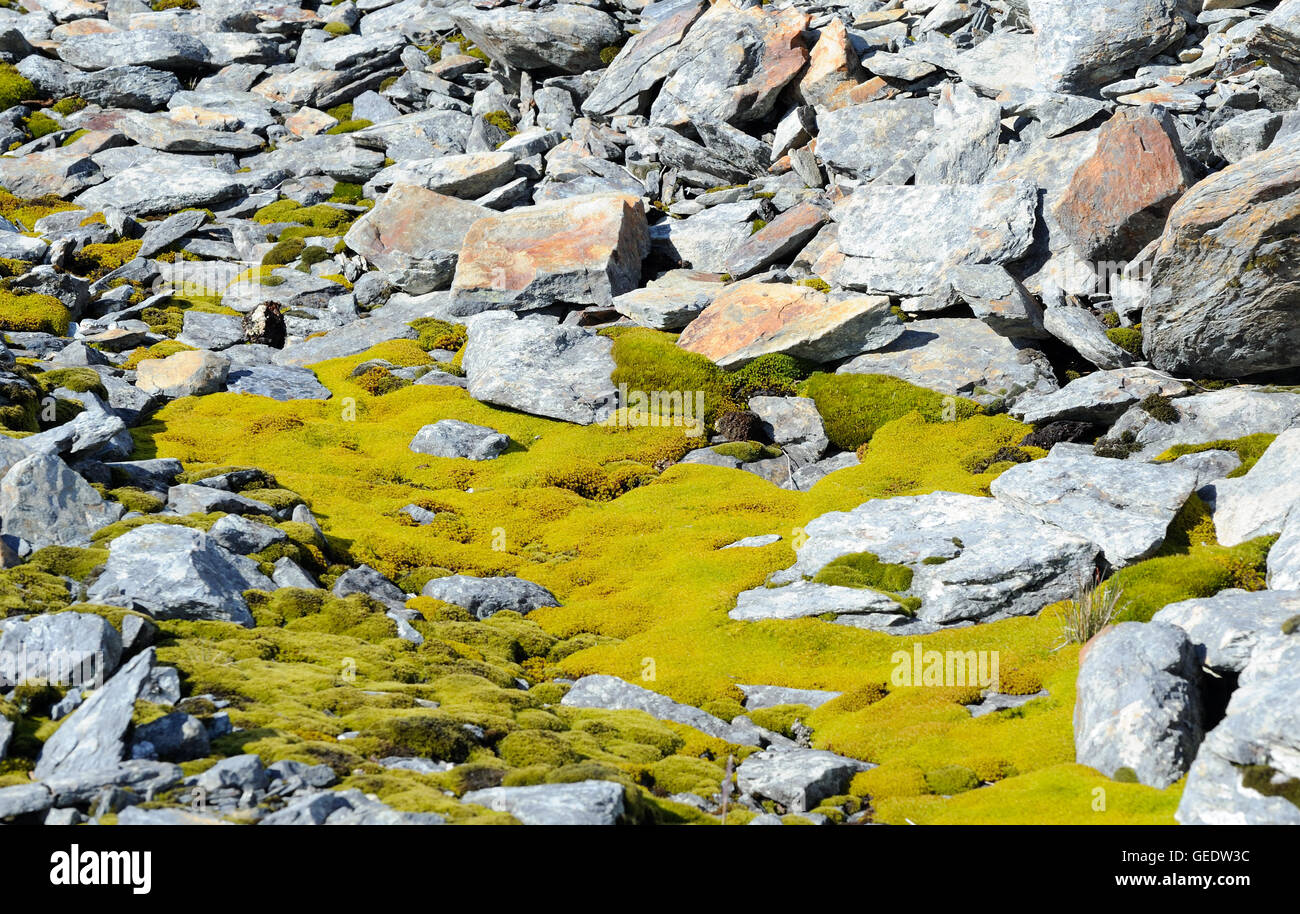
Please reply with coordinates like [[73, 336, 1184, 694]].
[[420, 574, 558, 620], [462, 779, 626, 825], [409, 419, 510, 461]]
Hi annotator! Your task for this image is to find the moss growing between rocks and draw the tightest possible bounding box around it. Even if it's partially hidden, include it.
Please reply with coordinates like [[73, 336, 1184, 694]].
[[813, 552, 914, 593], [50, 96, 86, 116], [326, 119, 373, 135], [23, 112, 59, 140], [0, 290, 70, 335], [121, 340, 194, 371], [0, 566, 71, 616], [725, 353, 811, 399], [1154, 433, 1276, 478], [1139, 393, 1178, 423], [67, 240, 144, 282], [410, 317, 466, 353], [35, 367, 105, 399], [800, 372, 980, 452], [263, 237, 305, 266], [1105, 325, 1143, 356], [1105, 535, 1274, 623], [710, 441, 781, 462], [0, 63, 33, 111], [323, 21, 351, 35], [26, 546, 108, 582]]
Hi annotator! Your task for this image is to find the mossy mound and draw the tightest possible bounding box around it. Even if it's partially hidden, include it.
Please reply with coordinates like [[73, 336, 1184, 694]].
[[0, 290, 70, 335]]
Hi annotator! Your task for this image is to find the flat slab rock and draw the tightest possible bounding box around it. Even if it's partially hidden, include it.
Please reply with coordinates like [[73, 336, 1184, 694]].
[[560, 674, 765, 746], [736, 748, 873, 813], [1012, 366, 1190, 425], [990, 449, 1199, 566], [462, 779, 627, 825], [409, 419, 509, 461], [752, 491, 1098, 625], [837, 318, 1057, 408]]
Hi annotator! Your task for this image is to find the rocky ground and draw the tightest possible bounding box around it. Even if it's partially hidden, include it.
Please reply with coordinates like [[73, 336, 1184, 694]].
[[0, 0, 1297, 826]]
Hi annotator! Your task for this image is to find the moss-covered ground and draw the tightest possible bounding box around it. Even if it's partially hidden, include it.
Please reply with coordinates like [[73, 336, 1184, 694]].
[[51, 327, 1239, 823]]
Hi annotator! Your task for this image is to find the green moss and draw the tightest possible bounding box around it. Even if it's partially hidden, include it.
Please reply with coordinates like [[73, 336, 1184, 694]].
[[1106, 535, 1274, 623], [50, 96, 86, 116], [108, 486, 167, 514], [1105, 326, 1143, 356], [0, 290, 70, 335], [325, 103, 353, 122], [67, 240, 143, 281], [725, 353, 811, 400], [797, 277, 831, 293], [0, 63, 34, 111], [326, 119, 373, 135], [711, 441, 782, 462], [482, 110, 517, 137], [1154, 433, 1276, 478], [25, 546, 108, 583], [598, 45, 623, 66], [329, 182, 364, 205], [35, 367, 105, 398], [800, 372, 979, 452], [925, 764, 980, 795], [121, 340, 194, 371], [1139, 393, 1178, 424], [0, 566, 71, 616], [410, 317, 466, 353], [23, 112, 59, 140], [323, 21, 351, 35], [812, 551, 913, 593], [263, 237, 305, 266], [151, 0, 197, 8], [59, 129, 89, 148], [749, 219, 767, 235], [1238, 765, 1300, 809]]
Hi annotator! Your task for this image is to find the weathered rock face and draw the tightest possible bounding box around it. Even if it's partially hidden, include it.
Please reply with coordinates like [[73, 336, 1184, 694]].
[[86, 524, 272, 626], [1012, 367, 1190, 426], [1154, 589, 1300, 675], [0, 612, 123, 688], [752, 491, 1100, 626], [420, 573, 558, 619], [1204, 428, 1300, 547], [677, 282, 901, 369], [816, 98, 934, 181], [1141, 139, 1300, 377], [463, 779, 627, 825], [1074, 621, 1203, 789], [1107, 389, 1300, 460], [649, 1, 809, 129], [452, 4, 624, 75], [462, 314, 618, 425], [737, 748, 872, 813], [611, 269, 725, 331], [838, 318, 1058, 408], [1055, 107, 1193, 261], [409, 420, 510, 461], [343, 184, 488, 294], [449, 193, 649, 315], [0, 453, 123, 549], [583, 0, 707, 117], [990, 450, 1198, 566], [1030, 0, 1186, 92]]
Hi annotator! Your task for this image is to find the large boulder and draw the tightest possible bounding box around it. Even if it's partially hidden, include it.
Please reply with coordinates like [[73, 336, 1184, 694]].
[[1073, 621, 1203, 789], [343, 184, 489, 294], [0, 612, 123, 688], [448, 194, 649, 315], [748, 491, 1100, 626], [462, 314, 618, 425], [677, 283, 901, 369], [1141, 139, 1300, 377], [452, 4, 624, 74], [420, 574, 558, 619], [86, 524, 272, 626], [33, 648, 156, 780], [1030, 0, 1186, 92], [582, 0, 708, 117], [135, 350, 230, 398], [990, 450, 1199, 566], [0, 454, 123, 549], [408, 420, 510, 461]]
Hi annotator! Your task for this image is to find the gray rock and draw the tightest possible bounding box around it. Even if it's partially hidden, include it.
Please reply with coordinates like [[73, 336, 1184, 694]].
[[0, 783, 53, 819], [838, 318, 1058, 409], [167, 483, 277, 517], [729, 580, 904, 622], [949, 264, 1047, 340], [74, 65, 181, 110], [34, 648, 156, 780], [0, 611, 122, 688], [1153, 589, 1300, 674], [193, 753, 269, 794], [463, 314, 618, 425], [463, 779, 626, 825], [225, 365, 332, 401], [208, 514, 287, 555], [1205, 428, 1300, 547], [178, 311, 245, 351], [86, 524, 272, 626], [0, 454, 124, 549], [789, 451, 859, 491], [816, 98, 933, 181], [1212, 109, 1282, 164], [736, 748, 872, 813], [1176, 638, 1300, 825], [332, 564, 407, 613], [612, 269, 725, 331], [648, 200, 763, 273], [748, 396, 827, 467], [42, 759, 181, 807], [59, 29, 212, 71], [739, 684, 841, 710], [1073, 621, 1202, 789], [753, 491, 1099, 626], [1105, 388, 1300, 461], [453, 4, 623, 74], [132, 712, 210, 762], [1042, 306, 1134, 370], [1012, 367, 1190, 425], [968, 690, 1050, 718], [420, 574, 558, 620], [561, 674, 761, 745], [721, 534, 781, 550], [75, 161, 244, 217], [583, 0, 707, 117], [272, 557, 317, 590], [409, 419, 509, 461], [990, 450, 1199, 566]]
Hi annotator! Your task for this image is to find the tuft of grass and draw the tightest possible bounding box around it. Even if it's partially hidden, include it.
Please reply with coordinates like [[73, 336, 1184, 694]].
[[1055, 576, 1124, 647]]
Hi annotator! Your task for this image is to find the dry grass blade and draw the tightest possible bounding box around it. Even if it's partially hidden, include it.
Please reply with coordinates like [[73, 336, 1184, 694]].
[[1056, 575, 1126, 648]]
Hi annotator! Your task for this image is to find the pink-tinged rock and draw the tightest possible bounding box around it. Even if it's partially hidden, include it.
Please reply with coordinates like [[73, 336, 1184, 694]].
[[677, 282, 902, 369], [448, 193, 650, 316], [135, 350, 230, 399], [1055, 107, 1194, 259], [343, 183, 489, 294], [0, 149, 102, 198]]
